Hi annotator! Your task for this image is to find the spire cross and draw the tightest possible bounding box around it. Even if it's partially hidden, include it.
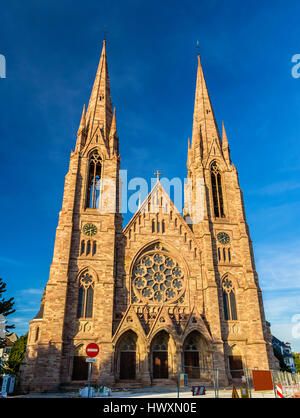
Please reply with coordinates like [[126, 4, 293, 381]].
[[154, 170, 162, 182]]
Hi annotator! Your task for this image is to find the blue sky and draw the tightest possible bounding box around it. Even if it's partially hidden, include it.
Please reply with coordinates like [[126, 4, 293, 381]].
[[1, 0, 300, 352]]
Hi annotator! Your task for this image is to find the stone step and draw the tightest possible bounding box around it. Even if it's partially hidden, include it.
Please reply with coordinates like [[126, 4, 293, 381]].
[[113, 381, 144, 389], [152, 379, 176, 386]]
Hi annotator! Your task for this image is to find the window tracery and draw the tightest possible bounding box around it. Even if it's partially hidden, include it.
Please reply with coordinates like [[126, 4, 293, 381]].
[[131, 243, 185, 304], [86, 151, 102, 209], [222, 276, 237, 321], [77, 271, 95, 318], [211, 161, 225, 218]]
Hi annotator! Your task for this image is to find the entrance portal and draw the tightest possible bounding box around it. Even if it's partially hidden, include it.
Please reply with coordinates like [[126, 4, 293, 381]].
[[117, 331, 137, 380], [184, 351, 200, 379], [153, 352, 168, 378], [229, 355, 243, 379], [152, 331, 169, 379], [120, 352, 136, 379], [183, 331, 210, 380]]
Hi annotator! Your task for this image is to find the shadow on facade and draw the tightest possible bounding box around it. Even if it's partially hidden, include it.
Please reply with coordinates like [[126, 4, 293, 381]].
[[20, 343, 64, 393]]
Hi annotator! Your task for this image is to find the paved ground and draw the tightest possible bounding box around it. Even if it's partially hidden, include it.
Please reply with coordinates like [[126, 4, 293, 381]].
[[13, 386, 276, 398]]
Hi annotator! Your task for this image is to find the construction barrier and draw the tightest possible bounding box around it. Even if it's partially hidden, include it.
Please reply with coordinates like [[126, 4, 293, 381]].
[[276, 385, 284, 398], [192, 386, 205, 396]]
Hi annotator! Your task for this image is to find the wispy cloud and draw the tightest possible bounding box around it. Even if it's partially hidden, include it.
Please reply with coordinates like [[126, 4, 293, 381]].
[[256, 240, 300, 291], [250, 180, 300, 196], [0, 256, 23, 266], [256, 239, 300, 351], [263, 292, 300, 351], [19, 288, 43, 296], [264, 293, 300, 319]]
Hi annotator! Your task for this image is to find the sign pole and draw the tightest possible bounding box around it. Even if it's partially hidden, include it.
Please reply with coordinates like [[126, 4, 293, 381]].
[[85, 343, 99, 398], [88, 362, 92, 398]]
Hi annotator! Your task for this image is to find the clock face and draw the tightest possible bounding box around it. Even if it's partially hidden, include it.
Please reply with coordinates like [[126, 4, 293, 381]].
[[217, 232, 230, 245], [83, 223, 98, 237]]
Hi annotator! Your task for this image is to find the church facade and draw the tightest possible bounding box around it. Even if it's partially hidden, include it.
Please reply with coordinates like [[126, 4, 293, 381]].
[[21, 41, 278, 392]]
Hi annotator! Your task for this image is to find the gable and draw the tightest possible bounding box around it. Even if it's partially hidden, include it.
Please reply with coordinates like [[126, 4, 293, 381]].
[[123, 181, 202, 257]]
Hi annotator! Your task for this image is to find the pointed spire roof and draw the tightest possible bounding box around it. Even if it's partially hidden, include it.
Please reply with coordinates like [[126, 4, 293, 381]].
[[110, 107, 117, 136], [77, 104, 86, 134], [192, 55, 221, 159], [109, 107, 119, 155], [222, 120, 231, 164], [86, 40, 113, 142], [222, 120, 228, 148]]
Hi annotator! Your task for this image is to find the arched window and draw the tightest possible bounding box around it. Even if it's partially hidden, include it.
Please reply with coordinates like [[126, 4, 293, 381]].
[[222, 276, 237, 321], [35, 327, 39, 342], [86, 151, 102, 208], [80, 240, 85, 256], [211, 161, 225, 218], [86, 240, 91, 256], [77, 271, 95, 318]]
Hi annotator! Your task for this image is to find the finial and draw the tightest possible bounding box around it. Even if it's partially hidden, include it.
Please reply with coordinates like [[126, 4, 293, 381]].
[[196, 40, 201, 59]]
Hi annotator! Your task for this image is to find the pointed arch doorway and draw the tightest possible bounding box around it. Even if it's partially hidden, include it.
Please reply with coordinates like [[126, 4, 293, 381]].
[[152, 331, 169, 379], [183, 331, 212, 381], [117, 331, 137, 380]]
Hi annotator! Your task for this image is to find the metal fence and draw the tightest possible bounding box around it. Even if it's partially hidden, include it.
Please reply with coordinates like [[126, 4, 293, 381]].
[[271, 370, 300, 398], [177, 366, 300, 398]]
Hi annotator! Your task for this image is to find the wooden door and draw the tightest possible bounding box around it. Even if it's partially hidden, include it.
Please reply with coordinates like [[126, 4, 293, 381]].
[[153, 352, 168, 379], [72, 356, 88, 381], [229, 355, 243, 378], [184, 352, 200, 379], [120, 352, 136, 379]]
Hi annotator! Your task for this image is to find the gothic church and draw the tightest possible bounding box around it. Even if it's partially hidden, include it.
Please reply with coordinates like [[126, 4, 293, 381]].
[[21, 41, 278, 391]]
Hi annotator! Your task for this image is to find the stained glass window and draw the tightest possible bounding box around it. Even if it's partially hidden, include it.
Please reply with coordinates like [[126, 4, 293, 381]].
[[132, 245, 185, 304], [222, 276, 237, 321], [77, 271, 95, 318]]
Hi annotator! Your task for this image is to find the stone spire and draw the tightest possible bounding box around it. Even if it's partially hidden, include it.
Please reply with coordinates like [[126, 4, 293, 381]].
[[78, 104, 86, 133], [75, 104, 87, 151], [191, 55, 221, 160], [86, 40, 113, 142], [109, 107, 119, 155], [222, 121, 231, 165]]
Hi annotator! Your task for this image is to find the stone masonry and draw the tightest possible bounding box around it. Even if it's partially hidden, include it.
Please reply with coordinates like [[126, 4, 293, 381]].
[[20, 41, 278, 392]]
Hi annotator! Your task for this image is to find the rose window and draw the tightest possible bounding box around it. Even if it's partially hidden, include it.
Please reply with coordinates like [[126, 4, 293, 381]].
[[132, 250, 185, 304]]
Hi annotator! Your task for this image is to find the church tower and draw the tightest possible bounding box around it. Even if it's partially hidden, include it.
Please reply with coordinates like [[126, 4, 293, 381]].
[[184, 55, 277, 373], [21, 41, 122, 391]]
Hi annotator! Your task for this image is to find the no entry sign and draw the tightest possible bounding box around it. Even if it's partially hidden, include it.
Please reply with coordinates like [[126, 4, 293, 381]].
[[86, 343, 99, 358]]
